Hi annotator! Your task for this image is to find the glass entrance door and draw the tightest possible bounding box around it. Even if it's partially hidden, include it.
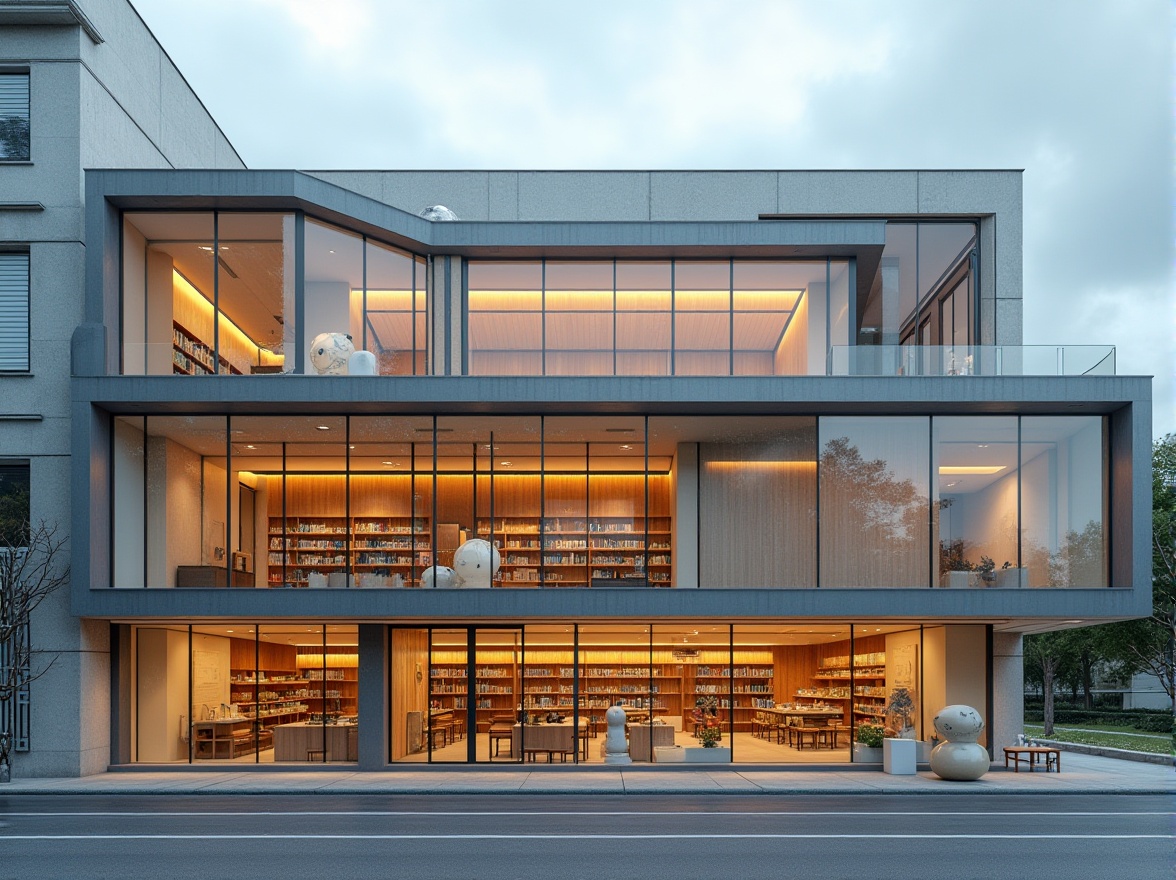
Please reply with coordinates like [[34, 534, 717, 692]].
[[390, 626, 523, 763]]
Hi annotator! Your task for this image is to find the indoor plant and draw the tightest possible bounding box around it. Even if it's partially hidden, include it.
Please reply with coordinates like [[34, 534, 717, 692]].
[[853, 723, 884, 762]]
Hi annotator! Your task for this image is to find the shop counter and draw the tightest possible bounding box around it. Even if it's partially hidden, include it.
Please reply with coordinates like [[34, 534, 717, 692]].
[[273, 722, 358, 762]]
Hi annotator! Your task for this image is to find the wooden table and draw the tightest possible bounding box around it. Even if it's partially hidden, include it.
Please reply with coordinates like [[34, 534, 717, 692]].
[[510, 720, 588, 762], [761, 707, 844, 749], [273, 722, 358, 762], [627, 723, 676, 761], [1003, 745, 1061, 772]]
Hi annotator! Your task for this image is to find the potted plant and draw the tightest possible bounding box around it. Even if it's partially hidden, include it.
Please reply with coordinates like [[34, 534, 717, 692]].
[[882, 687, 918, 774], [939, 539, 974, 588], [853, 722, 884, 762]]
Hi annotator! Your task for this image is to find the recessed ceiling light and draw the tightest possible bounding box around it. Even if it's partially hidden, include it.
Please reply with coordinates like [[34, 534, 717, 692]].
[[500, 461, 512, 467], [226, 629, 234, 633], [977, 444, 989, 448], [316, 425, 330, 431], [328, 249, 336, 254], [382, 461, 394, 465], [939, 466, 1005, 475], [245, 444, 256, 449], [620, 444, 632, 450], [349, 445, 355, 449]]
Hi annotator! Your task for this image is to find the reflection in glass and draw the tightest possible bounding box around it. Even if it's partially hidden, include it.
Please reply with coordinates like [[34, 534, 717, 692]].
[[365, 239, 423, 374], [1021, 417, 1107, 587], [468, 262, 543, 375], [819, 417, 930, 587]]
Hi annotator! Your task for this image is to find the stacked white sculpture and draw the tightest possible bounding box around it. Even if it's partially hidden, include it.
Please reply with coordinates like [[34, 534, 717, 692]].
[[929, 704, 990, 780], [602, 704, 632, 765], [308, 332, 355, 374]]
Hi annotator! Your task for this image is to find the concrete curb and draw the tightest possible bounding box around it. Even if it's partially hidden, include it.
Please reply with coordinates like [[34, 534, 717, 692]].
[[1036, 738, 1173, 767]]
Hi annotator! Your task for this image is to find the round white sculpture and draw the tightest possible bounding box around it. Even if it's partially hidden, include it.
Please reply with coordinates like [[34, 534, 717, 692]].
[[929, 704, 990, 781], [348, 349, 377, 376], [309, 332, 355, 375], [452, 538, 501, 588], [420, 565, 457, 589], [419, 205, 458, 221], [602, 704, 632, 765]]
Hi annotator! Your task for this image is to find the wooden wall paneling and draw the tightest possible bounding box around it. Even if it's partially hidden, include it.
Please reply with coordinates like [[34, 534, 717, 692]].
[[283, 475, 347, 517], [543, 474, 588, 517], [435, 474, 473, 528], [700, 449, 816, 587], [588, 474, 645, 518], [483, 474, 541, 518], [648, 474, 671, 516], [391, 629, 428, 760], [349, 474, 414, 518]]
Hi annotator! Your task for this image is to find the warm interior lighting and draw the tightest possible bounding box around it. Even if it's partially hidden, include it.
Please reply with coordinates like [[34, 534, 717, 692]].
[[938, 466, 1007, 475], [705, 460, 816, 471], [172, 270, 280, 366]]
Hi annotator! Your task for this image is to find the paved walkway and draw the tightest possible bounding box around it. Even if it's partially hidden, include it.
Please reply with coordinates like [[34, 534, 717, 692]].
[[4, 752, 1173, 796]]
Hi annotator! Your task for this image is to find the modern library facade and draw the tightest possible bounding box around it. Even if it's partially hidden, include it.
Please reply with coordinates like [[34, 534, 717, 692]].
[[0, 0, 1150, 776], [65, 168, 1150, 770]]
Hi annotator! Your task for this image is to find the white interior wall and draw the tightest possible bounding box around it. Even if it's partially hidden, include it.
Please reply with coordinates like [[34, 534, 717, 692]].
[[112, 418, 145, 587], [135, 628, 189, 762]]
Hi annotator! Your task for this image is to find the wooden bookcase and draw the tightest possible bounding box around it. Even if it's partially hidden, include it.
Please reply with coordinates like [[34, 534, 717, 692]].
[[172, 321, 242, 375], [296, 648, 359, 718]]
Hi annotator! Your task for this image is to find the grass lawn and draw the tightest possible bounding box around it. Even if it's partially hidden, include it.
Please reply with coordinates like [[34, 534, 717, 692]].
[[1024, 723, 1172, 756]]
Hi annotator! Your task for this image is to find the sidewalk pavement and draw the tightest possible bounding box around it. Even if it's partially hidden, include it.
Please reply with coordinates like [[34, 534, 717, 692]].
[[3, 751, 1173, 796]]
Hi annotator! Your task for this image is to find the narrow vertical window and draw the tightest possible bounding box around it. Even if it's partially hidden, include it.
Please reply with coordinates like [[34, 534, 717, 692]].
[[0, 73, 30, 161], [0, 252, 30, 372]]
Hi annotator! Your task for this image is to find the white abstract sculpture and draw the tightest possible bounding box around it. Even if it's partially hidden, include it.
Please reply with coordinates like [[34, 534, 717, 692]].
[[420, 565, 457, 589], [348, 349, 377, 375], [929, 704, 990, 781], [602, 704, 632, 765], [309, 332, 355, 375], [452, 538, 501, 588], [419, 205, 458, 221]]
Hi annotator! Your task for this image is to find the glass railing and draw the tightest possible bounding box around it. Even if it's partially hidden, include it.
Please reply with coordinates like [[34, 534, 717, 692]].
[[827, 345, 1116, 377]]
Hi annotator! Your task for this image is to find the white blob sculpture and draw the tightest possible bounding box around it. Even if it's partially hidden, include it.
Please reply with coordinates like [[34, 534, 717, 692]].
[[420, 565, 457, 589], [348, 349, 377, 376], [309, 332, 355, 375], [419, 205, 458, 221], [452, 538, 501, 588], [602, 704, 632, 765], [929, 704, 990, 781]]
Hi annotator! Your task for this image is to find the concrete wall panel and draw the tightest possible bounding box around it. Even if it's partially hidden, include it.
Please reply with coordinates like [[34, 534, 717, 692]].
[[777, 170, 919, 215], [651, 171, 773, 221], [521, 171, 651, 221]]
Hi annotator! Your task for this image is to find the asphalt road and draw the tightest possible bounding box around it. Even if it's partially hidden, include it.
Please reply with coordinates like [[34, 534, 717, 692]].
[[0, 793, 1171, 880]]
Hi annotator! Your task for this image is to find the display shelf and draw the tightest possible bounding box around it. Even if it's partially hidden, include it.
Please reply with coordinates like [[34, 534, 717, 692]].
[[296, 650, 359, 718], [267, 516, 431, 587], [172, 321, 242, 376], [813, 651, 887, 725]]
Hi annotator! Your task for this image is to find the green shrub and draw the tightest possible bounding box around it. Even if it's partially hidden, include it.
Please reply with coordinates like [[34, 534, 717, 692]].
[[1133, 715, 1174, 734], [856, 723, 884, 748]]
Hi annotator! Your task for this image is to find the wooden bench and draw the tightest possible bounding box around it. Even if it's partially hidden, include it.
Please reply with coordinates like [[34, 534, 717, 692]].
[[1003, 745, 1061, 772]]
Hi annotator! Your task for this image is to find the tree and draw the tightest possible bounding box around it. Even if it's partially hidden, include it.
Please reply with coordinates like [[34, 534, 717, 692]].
[[1093, 434, 1176, 714], [0, 520, 70, 782], [1024, 630, 1081, 735]]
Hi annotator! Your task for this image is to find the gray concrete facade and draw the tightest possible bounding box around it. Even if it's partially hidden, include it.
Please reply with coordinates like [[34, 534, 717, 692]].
[[1, 0, 243, 777]]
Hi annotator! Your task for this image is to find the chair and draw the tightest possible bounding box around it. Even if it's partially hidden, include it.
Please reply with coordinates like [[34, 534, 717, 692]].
[[488, 716, 514, 759]]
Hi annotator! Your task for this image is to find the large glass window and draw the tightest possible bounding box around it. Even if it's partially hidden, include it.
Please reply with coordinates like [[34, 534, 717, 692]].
[[819, 417, 931, 588], [0, 72, 30, 161], [934, 417, 1020, 587], [1021, 416, 1107, 587], [133, 622, 357, 764], [468, 259, 842, 377], [120, 212, 425, 376]]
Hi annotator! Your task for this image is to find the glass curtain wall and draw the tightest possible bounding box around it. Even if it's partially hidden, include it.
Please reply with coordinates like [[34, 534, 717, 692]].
[[121, 212, 424, 376], [110, 414, 1108, 590], [819, 417, 931, 588], [133, 622, 358, 764], [468, 260, 838, 377]]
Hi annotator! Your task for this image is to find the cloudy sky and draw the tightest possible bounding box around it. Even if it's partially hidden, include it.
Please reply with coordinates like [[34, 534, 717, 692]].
[[130, 0, 1174, 437]]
